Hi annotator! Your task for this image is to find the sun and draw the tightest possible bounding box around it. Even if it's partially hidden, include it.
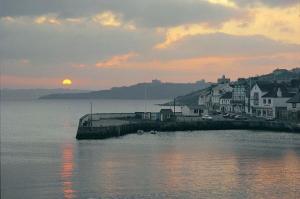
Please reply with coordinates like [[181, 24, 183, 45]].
[[62, 78, 72, 86]]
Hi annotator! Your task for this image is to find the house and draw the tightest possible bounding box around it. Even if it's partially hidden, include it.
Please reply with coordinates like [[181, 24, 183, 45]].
[[220, 92, 232, 113], [160, 109, 173, 121], [250, 82, 294, 119], [231, 79, 249, 114], [287, 92, 300, 122], [210, 83, 233, 111], [198, 88, 211, 111], [181, 105, 205, 116]]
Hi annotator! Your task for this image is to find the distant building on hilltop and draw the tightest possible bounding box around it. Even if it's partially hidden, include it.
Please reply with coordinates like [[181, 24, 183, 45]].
[[217, 75, 230, 84]]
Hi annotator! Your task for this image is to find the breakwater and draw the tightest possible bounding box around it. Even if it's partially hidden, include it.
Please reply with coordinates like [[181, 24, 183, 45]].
[[76, 120, 300, 139]]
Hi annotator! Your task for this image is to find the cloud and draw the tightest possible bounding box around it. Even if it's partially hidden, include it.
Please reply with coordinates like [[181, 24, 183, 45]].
[[1, 16, 16, 23], [34, 15, 61, 25], [235, 0, 297, 7], [96, 52, 138, 67], [71, 63, 87, 68], [156, 4, 300, 48], [1, 12, 135, 30], [150, 33, 300, 61], [1, 0, 299, 89], [0, 0, 242, 28], [118, 52, 300, 82], [20, 59, 30, 64], [92, 11, 121, 27], [206, 0, 237, 8]]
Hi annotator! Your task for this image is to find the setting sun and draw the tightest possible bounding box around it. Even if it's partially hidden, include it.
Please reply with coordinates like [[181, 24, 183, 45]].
[[62, 78, 72, 86]]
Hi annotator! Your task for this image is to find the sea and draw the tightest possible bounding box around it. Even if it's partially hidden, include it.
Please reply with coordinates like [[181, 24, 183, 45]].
[[1, 99, 300, 199]]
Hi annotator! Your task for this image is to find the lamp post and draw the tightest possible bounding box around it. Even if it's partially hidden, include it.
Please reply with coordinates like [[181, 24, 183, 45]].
[[90, 102, 93, 128]]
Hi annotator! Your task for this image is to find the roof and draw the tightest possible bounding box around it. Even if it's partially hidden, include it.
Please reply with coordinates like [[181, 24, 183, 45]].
[[254, 81, 294, 98], [220, 92, 232, 99], [262, 87, 294, 98], [287, 92, 300, 103], [255, 81, 277, 92]]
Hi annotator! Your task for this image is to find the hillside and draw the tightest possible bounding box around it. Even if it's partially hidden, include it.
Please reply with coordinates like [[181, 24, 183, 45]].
[[164, 68, 300, 106], [40, 80, 209, 100]]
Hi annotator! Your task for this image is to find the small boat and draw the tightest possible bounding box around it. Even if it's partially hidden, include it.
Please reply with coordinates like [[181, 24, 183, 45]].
[[150, 130, 157, 134], [137, 130, 144, 135]]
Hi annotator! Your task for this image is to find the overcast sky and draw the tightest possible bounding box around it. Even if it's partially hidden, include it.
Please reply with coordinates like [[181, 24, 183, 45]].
[[1, 0, 300, 89]]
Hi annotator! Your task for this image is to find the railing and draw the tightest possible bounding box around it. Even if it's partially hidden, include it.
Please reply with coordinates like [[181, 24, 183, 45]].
[[79, 113, 136, 126]]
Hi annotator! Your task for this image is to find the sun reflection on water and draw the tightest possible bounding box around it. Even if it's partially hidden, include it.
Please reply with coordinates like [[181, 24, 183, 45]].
[[61, 144, 76, 199]]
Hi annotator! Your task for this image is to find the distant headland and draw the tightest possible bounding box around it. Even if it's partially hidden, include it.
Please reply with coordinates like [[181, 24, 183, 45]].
[[39, 79, 209, 100]]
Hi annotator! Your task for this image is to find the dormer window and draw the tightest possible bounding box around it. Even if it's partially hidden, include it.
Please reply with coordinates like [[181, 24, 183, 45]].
[[277, 88, 282, 97]]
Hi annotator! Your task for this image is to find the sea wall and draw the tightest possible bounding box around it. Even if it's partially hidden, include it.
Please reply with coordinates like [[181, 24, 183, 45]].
[[76, 120, 300, 139], [79, 113, 136, 126]]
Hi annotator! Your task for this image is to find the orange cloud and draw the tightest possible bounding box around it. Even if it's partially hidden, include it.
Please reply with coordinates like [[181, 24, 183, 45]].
[[96, 52, 138, 67], [156, 4, 300, 48], [119, 52, 300, 81]]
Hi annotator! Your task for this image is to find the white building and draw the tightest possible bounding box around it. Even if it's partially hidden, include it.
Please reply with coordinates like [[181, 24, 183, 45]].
[[181, 105, 205, 116], [231, 79, 249, 114], [198, 89, 211, 106], [250, 82, 294, 119], [210, 83, 233, 110], [220, 92, 232, 113]]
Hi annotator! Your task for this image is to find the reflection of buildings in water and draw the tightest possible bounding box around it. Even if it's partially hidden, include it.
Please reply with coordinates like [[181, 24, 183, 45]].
[[61, 144, 76, 199]]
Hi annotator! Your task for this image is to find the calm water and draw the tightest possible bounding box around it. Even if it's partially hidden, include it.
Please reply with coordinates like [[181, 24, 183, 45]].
[[1, 99, 300, 199]]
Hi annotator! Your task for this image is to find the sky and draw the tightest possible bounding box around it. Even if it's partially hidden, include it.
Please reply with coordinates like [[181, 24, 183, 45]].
[[0, 0, 300, 89]]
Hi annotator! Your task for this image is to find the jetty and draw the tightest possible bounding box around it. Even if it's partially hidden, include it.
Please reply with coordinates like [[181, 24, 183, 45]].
[[76, 112, 300, 139]]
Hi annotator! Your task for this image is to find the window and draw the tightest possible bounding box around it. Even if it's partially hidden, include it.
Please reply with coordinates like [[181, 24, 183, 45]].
[[292, 103, 297, 108], [267, 109, 273, 116], [263, 110, 266, 116], [194, 109, 198, 113], [257, 110, 261, 116], [263, 99, 266, 104], [268, 99, 271, 104], [254, 93, 259, 105]]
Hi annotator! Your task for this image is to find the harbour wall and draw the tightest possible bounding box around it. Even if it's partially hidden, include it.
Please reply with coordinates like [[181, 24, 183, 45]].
[[76, 120, 300, 140]]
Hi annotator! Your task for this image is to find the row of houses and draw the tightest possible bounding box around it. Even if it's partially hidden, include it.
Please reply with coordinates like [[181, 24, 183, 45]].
[[182, 75, 300, 122]]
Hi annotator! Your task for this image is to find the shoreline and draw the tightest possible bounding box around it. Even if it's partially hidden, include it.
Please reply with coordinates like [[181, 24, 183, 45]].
[[76, 120, 300, 140]]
